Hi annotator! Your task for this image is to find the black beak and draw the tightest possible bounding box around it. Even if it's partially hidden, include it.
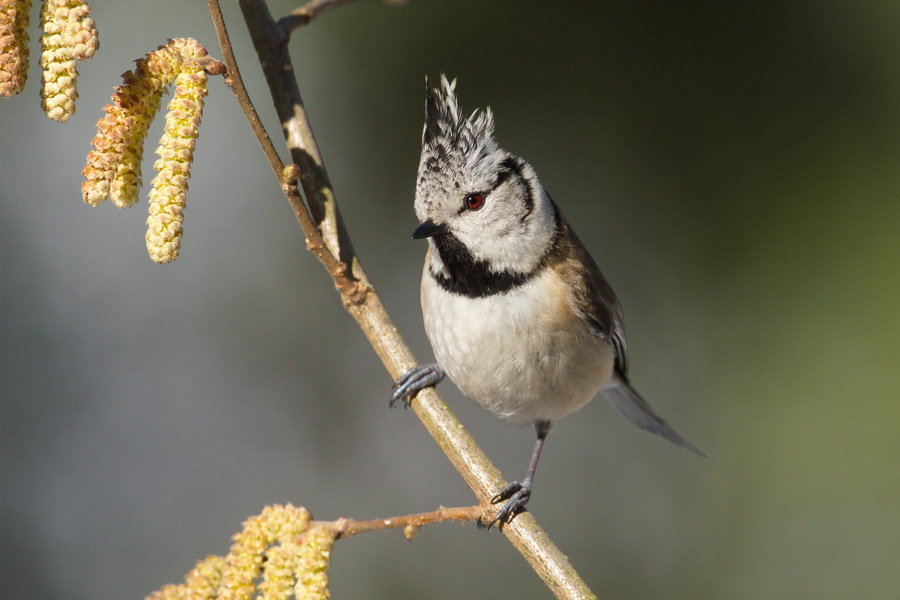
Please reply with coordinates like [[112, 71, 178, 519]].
[[411, 219, 448, 239]]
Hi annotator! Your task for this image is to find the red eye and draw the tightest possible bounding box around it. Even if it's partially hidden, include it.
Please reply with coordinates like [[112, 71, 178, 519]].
[[464, 193, 485, 211]]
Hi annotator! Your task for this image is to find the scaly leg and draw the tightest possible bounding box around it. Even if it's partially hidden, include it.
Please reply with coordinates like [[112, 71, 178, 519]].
[[487, 420, 553, 529]]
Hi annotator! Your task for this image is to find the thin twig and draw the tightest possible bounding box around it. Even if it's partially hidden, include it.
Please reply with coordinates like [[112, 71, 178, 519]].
[[280, 0, 359, 32], [315, 505, 485, 540], [279, 0, 407, 33], [214, 1, 599, 599], [206, 0, 346, 280], [206, 0, 284, 178]]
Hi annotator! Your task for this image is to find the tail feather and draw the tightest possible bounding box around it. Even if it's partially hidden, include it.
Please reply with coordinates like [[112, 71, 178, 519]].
[[602, 375, 706, 457]]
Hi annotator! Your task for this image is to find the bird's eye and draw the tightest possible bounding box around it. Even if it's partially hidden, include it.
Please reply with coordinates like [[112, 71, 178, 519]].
[[464, 193, 485, 211]]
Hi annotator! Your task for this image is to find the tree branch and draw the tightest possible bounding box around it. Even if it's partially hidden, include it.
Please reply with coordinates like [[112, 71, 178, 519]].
[[211, 1, 598, 598]]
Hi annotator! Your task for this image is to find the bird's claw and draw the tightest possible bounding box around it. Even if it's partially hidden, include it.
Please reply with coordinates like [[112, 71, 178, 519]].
[[390, 363, 445, 408], [485, 480, 532, 530]]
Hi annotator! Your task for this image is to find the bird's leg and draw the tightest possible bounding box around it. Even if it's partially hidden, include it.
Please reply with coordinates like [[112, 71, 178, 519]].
[[487, 420, 553, 529], [391, 363, 445, 408]]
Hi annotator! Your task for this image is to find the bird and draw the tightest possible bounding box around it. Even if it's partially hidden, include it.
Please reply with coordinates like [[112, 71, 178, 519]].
[[392, 75, 704, 529]]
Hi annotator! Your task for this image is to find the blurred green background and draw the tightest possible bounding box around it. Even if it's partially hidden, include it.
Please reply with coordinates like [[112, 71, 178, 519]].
[[2, 1, 899, 598]]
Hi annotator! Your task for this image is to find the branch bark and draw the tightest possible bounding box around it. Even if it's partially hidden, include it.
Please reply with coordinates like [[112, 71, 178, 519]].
[[208, 1, 598, 598]]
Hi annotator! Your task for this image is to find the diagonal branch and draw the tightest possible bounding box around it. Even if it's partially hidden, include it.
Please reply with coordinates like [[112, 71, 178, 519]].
[[209, 1, 598, 598]]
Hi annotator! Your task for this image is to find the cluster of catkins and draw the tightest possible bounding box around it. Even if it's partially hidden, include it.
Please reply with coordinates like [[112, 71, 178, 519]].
[[147, 504, 337, 600], [2, 3, 219, 263], [1, 0, 98, 121], [81, 37, 219, 263]]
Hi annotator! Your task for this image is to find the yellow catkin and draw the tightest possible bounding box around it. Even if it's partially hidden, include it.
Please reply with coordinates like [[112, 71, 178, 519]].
[[82, 106, 132, 205], [296, 526, 336, 600], [39, 0, 98, 121], [108, 83, 163, 208], [257, 541, 301, 600], [144, 555, 227, 600], [145, 507, 322, 600], [82, 45, 167, 206], [183, 555, 227, 600], [110, 37, 207, 208], [145, 60, 208, 263], [0, 0, 30, 97], [218, 504, 312, 600], [81, 37, 208, 207], [146, 584, 187, 600]]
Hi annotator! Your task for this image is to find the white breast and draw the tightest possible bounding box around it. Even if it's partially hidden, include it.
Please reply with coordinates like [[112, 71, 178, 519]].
[[421, 260, 615, 426]]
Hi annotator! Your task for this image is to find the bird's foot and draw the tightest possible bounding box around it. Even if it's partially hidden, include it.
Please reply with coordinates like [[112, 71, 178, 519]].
[[485, 479, 532, 530], [390, 363, 444, 409]]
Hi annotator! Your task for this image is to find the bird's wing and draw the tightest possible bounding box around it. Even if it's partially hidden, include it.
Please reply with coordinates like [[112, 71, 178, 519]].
[[545, 204, 628, 374], [548, 203, 705, 456]]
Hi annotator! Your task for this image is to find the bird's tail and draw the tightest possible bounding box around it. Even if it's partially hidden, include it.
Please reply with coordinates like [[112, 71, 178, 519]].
[[602, 375, 706, 457]]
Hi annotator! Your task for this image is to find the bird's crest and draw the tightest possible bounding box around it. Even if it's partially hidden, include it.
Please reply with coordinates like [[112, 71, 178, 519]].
[[420, 75, 498, 180]]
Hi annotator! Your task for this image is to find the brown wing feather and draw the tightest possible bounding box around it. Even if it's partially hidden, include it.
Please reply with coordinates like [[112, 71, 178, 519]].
[[543, 202, 629, 376]]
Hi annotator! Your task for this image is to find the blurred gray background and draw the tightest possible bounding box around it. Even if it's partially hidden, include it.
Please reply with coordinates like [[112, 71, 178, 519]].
[[3, 1, 899, 598]]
